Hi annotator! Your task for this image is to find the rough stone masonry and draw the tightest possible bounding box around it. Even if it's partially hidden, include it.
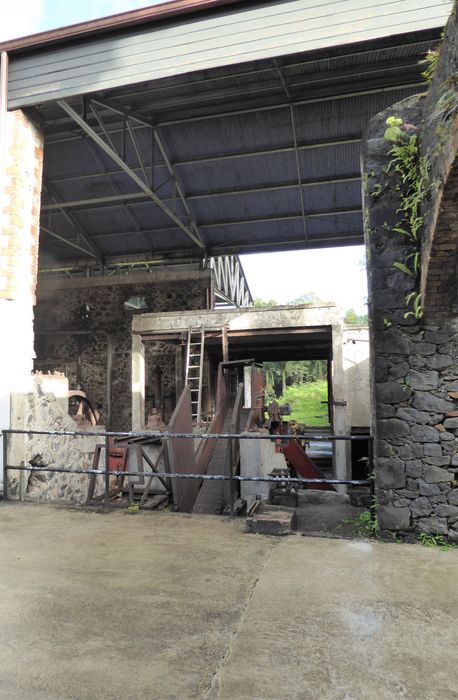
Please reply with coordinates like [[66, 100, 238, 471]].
[[362, 6, 458, 538]]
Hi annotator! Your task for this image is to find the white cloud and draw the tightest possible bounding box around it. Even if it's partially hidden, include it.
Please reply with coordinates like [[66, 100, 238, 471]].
[[0, 1, 45, 42]]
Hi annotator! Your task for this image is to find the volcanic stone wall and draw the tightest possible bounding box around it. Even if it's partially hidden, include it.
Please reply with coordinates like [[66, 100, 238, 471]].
[[362, 33, 458, 537], [35, 274, 209, 430]]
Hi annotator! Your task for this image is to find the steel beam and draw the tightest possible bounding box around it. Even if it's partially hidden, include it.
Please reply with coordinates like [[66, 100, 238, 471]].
[[42, 181, 102, 259], [41, 175, 361, 212], [81, 137, 152, 251], [57, 99, 205, 251], [40, 226, 98, 258], [86, 207, 360, 241], [44, 79, 423, 147], [44, 137, 362, 183], [90, 96, 205, 249], [210, 255, 252, 307], [158, 81, 426, 128]]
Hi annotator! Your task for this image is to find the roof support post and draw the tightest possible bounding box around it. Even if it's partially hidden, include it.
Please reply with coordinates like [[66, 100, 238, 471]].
[[57, 99, 205, 252]]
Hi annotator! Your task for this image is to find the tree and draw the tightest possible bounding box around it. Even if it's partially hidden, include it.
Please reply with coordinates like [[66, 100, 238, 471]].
[[344, 309, 368, 326], [288, 292, 322, 305], [253, 297, 277, 307]]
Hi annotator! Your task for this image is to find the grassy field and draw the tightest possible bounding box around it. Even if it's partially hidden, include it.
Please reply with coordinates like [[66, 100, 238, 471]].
[[278, 380, 329, 426]]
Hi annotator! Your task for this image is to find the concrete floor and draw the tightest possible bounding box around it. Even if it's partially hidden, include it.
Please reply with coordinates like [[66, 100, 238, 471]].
[[0, 505, 457, 700]]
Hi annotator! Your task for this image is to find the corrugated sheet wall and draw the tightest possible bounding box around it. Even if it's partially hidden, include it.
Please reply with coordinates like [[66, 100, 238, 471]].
[[8, 0, 453, 108]]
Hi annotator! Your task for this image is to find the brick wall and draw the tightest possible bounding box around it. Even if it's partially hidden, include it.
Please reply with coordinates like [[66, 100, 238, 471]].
[[0, 110, 43, 303], [35, 273, 210, 430], [422, 161, 458, 320]]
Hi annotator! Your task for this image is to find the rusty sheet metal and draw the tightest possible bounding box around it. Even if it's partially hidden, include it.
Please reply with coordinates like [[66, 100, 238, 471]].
[[167, 386, 198, 512], [195, 365, 227, 474]]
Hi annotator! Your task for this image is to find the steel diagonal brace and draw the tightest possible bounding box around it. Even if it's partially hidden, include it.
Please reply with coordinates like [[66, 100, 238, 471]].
[[90, 97, 205, 251], [57, 99, 205, 251]]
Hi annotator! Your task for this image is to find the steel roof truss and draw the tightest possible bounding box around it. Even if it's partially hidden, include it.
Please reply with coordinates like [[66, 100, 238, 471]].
[[90, 96, 206, 251], [210, 255, 252, 307], [56, 99, 205, 251], [42, 181, 102, 260], [40, 174, 361, 213], [40, 225, 98, 258]]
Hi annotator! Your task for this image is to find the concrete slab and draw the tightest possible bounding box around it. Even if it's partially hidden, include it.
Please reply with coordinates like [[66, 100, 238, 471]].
[[214, 538, 458, 700], [0, 504, 457, 700], [0, 504, 273, 700]]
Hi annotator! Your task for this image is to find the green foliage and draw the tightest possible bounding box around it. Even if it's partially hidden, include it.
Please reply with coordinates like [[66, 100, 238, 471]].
[[384, 116, 403, 141], [382, 116, 430, 320], [277, 380, 329, 426], [356, 510, 379, 538], [344, 309, 368, 325], [288, 292, 323, 305], [337, 509, 379, 538], [264, 360, 327, 397], [419, 532, 456, 551], [420, 49, 440, 83], [253, 297, 277, 307], [126, 504, 140, 514], [371, 182, 384, 199]]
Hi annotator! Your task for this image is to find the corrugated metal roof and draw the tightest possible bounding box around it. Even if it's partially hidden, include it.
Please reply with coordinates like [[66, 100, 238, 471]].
[[34, 22, 447, 268]]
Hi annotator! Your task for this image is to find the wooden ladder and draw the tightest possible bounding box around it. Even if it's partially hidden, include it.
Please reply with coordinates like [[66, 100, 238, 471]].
[[185, 327, 205, 423]]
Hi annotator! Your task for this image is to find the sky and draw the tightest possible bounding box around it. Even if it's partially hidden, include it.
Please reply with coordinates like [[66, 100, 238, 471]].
[[1, 0, 368, 313]]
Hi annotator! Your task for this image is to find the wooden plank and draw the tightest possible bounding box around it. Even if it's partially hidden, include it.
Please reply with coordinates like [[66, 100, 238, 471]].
[[8, 0, 452, 108]]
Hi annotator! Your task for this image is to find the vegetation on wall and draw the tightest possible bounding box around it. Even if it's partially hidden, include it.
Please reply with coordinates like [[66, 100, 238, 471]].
[[371, 115, 431, 320]]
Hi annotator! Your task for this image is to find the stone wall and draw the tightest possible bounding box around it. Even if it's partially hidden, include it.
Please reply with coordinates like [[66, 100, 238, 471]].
[[362, 8, 458, 538], [8, 373, 104, 505], [35, 272, 210, 430]]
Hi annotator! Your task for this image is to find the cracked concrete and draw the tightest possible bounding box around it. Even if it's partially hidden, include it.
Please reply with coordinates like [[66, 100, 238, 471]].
[[0, 504, 458, 699], [203, 538, 280, 699]]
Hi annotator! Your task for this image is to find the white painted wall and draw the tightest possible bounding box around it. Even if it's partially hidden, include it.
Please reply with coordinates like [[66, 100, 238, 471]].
[[343, 326, 371, 428], [0, 299, 35, 489]]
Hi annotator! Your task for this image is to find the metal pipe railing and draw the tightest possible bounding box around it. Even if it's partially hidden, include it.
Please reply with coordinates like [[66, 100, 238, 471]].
[[1, 428, 375, 525], [1, 428, 370, 441]]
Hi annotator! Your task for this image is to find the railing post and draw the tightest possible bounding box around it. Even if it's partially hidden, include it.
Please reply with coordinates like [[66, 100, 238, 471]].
[[104, 435, 110, 512], [229, 437, 234, 517], [2, 431, 7, 501]]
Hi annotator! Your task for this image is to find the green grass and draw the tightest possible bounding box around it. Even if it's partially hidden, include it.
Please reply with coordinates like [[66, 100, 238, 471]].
[[278, 380, 329, 426]]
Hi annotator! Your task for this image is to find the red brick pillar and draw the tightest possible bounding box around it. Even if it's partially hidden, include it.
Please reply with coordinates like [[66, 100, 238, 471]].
[[0, 110, 43, 454], [0, 110, 43, 304]]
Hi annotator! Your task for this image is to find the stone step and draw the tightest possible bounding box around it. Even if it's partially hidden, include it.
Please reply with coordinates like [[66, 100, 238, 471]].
[[246, 505, 296, 536]]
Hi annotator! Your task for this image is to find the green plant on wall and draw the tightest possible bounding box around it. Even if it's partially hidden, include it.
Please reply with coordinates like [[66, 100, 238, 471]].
[[420, 49, 440, 83], [381, 116, 431, 320]]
